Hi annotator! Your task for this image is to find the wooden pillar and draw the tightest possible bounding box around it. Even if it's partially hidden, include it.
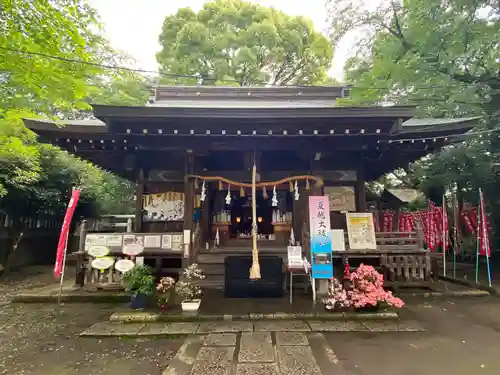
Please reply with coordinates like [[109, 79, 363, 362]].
[[355, 166, 367, 212], [134, 169, 144, 232], [75, 219, 87, 287], [183, 152, 195, 264]]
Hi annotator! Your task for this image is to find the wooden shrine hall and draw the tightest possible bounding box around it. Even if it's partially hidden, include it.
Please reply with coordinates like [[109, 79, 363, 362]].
[[24, 85, 478, 294]]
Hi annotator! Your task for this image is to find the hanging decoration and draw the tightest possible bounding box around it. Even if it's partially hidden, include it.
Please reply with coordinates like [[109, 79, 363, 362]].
[[306, 179, 310, 190], [272, 186, 278, 207], [240, 186, 245, 197], [263, 186, 268, 199], [194, 179, 199, 189], [225, 185, 232, 205], [294, 180, 299, 201], [200, 180, 206, 202], [215, 228, 220, 247], [289, 228, 295, 246], [187, 174, 323, 189]]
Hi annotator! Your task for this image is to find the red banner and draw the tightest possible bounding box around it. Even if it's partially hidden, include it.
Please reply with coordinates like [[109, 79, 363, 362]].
[[427, 201, 438, 252], [478, 190, 491, 257], [382, 211, 395, 232], [54, 189, 81, 279], [462, 208, 478, 235]]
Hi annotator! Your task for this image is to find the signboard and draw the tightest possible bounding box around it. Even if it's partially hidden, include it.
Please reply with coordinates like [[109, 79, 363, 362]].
[[346, 212, 377, 250], [143, 192, 184, 222], [324, 186, 356, 212], [331, 229, 346, 251], [84, 232, 185, 254], [308, 196, 333, 279], [287, 246, 303, 268]]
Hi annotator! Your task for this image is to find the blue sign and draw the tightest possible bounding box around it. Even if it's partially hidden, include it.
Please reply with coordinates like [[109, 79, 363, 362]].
[[309, 196, 333, 279]]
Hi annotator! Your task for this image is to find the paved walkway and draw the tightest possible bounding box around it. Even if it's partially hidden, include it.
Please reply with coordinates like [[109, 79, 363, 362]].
[[164, 332, 339, 375]]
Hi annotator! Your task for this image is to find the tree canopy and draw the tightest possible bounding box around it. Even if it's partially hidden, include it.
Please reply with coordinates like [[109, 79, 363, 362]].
[[0, 0, 146, 272], [157, 0, 334, 86], [326, 0, 500, 242]]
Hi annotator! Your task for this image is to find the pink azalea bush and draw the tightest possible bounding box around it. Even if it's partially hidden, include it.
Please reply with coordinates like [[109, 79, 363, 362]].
[[323, 278, 351, 310], [348, 264, 404, 309]]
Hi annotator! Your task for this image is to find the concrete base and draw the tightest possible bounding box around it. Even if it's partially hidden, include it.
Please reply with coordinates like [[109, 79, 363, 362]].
[[109, 310, 400, 323]]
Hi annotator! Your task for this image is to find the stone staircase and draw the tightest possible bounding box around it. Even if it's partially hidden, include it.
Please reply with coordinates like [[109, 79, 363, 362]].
[[196, 239, 287, 290]]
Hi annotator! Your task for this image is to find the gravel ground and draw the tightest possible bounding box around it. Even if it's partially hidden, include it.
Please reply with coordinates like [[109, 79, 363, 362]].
[[0, 267, 183, 375]]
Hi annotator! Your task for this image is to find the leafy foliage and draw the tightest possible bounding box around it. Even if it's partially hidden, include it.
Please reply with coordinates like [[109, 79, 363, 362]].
[[326, 0, 500, 240], [0, 0, 141, 272], [122, 265, 156, 297], [157, 0, 333, 85]]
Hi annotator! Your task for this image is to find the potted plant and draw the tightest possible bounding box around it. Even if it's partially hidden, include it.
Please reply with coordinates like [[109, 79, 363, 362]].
[[175, 263, 205, 311], [348, 264, 404, 311], [323, 278, 351, 311], [156, 276, 175, 310], [121, 265, 156, 309]]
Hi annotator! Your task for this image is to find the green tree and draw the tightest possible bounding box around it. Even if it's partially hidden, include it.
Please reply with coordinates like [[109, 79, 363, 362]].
[[0, 0, 136, 274], [157, 0, 333, 85], [326, 0, 500, 242]]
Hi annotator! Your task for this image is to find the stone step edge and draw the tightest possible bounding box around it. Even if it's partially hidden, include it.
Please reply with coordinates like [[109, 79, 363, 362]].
[[109, 311, 399, 323]]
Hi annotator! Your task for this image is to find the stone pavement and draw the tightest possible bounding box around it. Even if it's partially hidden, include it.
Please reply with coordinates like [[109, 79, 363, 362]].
[[163, 331, 341, 375]]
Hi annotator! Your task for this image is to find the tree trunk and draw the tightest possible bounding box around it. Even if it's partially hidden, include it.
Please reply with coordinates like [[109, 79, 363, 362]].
[[1, 229, 25, 277]]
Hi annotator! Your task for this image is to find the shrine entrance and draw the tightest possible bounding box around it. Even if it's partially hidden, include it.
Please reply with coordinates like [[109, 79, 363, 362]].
[[229, 192, 274, 238]]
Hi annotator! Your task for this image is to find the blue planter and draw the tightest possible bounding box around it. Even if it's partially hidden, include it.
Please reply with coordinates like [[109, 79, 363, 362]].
[[130, 292, 149, 309]]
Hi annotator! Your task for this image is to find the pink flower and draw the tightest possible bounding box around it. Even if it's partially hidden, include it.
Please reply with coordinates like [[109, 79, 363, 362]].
[[347, 264, 404, 309]]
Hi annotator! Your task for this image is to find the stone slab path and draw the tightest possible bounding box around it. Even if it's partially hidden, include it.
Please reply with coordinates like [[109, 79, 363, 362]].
[[80, 319, 425, 337], [163, 331, 342, 375]]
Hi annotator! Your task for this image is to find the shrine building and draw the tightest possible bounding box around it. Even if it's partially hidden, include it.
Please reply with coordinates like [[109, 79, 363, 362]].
[[24, 85, 478, 292]]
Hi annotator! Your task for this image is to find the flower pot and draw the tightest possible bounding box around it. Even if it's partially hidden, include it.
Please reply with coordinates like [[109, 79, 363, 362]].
[[130, 292, 149, 310], [157, 291, 171, 310], [181, 299, 201, 312]]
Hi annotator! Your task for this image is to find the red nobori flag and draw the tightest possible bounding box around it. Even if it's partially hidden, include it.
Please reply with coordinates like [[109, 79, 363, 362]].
[[382, 211, 395, 232], [398, 212, 406, 232], [427, 201, 438, 251], [54, 189, 81, 279], [478, 189, 491, 257], [463, 208, 479, 235]]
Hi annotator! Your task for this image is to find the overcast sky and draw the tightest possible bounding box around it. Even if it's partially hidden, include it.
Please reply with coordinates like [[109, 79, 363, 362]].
[[87, 0, 363, 81]]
